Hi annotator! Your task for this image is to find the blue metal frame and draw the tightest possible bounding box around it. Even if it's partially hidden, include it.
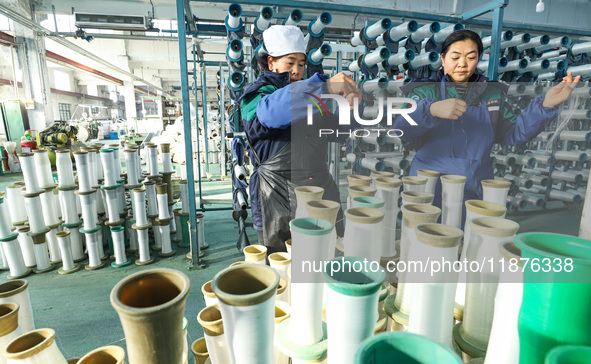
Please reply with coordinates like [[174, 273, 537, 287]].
[[176, 0, 201, 267], [190, 0, 459, 23], [461, 0, 508, 21], [201, 63, 210, 175], [192, 43, 204, 207], [487, 6, 504, 81]]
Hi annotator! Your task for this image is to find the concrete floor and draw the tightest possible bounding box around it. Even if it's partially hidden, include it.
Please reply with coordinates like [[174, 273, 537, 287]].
[[0, 167, 585, 362]]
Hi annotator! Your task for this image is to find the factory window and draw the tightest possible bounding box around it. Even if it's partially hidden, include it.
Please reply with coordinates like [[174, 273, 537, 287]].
[[59, 103, 71, 121], [54, 70, 71, 91]]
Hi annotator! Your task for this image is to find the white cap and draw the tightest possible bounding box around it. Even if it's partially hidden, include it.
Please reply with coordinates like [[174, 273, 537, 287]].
[[263, 25, 306, 57]]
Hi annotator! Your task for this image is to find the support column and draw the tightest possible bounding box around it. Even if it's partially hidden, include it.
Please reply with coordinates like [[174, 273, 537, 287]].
[[123, 81, 137, 128], [11, 0, 54, 130]]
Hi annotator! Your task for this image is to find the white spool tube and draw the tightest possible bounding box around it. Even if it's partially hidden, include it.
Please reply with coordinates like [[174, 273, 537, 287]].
[[128, 220, 138, 251], [153, 224, 162, 250], [59, 189, 79, 225], [289, 282, 325, 345], [32, 150, 55, 189], [117, 185, 126, 215], [111, 227, 128, 265], [309, 44, 332, 64], [146, 146, 159, 176], [226, 3, 242, 29], [309, 11, 331, 36], [499, 58, 528, 73], [387, 20, 418, 42], [566, 63, 591, 77], [387, 49, 415, 67], [179, 182, 190, 214], [85, 148, 99, 187], [360, 77, 388, 93], [136, 228, 152, 263], [534, 36, 570, 53], [85, 231, 102, 267], [174, 214, 183, 242], [24, 195, 46, 234], [79, 192, 98, 231], [45, 228, 62, 263], [124, 150, 140, 186], [481, 30, 513, 49], [1, 236, 29, 278], [410, 22, 440, 43], [17, 228, 36, 268], [432, 23, 463, 44], [254, 6, 274, 32], [162, 152, 173, 173], [407, 225, 460, 349], [132, 188, 149, 227], [363, 47, 390, 67], [55, 151, 75, 188], [441, 175, 466, 229], [516, 34, 549, 52], [522, 59, 550, 74], [6, 185, 28, 226], [197, 213, 208, 249], [18, 154, 41, 194], [73, 152, 92, 193], [104, 188, 121, 224], [351, 31, 362, 47], [477, 57, 507, 73], [56, 231, 76, 271], [500, 33, 530, 49], [100, 149, 118, 187], [111, 146, 122, 178], [67, 227, 85, 262], [157, 193, 171, 220], [409, 51, 439, 69], [570, 41, 591, 56], [283, 8, 302, 26], [365, 18, 392, 40], [348, 57, 362, 72], [145, 184, 158, 217], [0, 201, 14, 238], [168, 206, 176, 232], [33, 241, 52, 271], [234, 165, 247, 181], [159, 224, 173, 255], [40, 189, 61, 227]]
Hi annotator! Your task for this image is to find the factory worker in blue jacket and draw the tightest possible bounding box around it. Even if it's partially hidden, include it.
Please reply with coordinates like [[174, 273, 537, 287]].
[[393, 29, 580, 211], [239, 25, 361, 254]]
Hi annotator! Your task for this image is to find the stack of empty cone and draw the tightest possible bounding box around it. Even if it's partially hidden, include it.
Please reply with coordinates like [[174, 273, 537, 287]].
[[0, 192, 31, 279], [146, 144, 161, 179], [6, 185, 36, 271], [155, 183, 175, 257], [100, 148, 131, 268], [18, 152, 54, 273], [131, 187, 154, 265], [74, 150, 106, 271]]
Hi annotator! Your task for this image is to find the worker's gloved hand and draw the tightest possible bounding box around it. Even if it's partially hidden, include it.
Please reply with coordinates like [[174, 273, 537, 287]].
[[327, 72, 362, 99], [429, 98, 467, 120], [542, 71, 581, 108]]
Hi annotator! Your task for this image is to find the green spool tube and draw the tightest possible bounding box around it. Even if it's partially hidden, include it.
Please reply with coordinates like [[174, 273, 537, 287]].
[[514, 232, 591, 364], [178, 214, 190, 248], [545, 345, 591, 364], [355, 332, 463, 363]]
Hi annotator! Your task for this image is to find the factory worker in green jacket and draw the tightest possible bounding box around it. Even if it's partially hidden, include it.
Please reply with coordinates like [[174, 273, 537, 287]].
[[393, 29, 580, 213]]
